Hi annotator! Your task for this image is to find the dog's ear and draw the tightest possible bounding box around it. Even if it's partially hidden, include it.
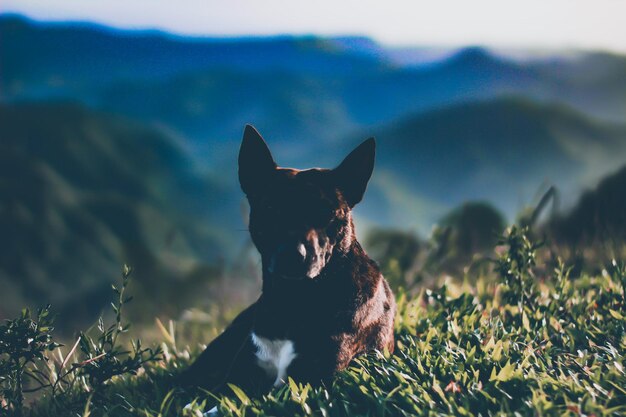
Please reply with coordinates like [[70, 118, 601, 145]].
[[333, 138, 375, 208], [239, 124, 277, 196]]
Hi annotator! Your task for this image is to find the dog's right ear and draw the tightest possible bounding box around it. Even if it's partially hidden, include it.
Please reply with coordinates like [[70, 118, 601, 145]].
[[239, 124, 277, 196], [333, 138, 375, 208]]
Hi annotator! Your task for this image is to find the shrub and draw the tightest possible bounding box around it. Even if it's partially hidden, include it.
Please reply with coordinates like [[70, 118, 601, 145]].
[[0, 306, 59, 414], [0, 266, 161, 416]]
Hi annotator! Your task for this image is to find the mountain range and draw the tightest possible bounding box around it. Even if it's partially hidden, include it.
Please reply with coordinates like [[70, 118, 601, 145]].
[[2, 15, 626, 142]]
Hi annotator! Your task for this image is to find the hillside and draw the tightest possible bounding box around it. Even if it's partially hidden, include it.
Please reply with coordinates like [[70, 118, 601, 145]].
[[355, 97, 626, 230], [0, 102, 235, 328]]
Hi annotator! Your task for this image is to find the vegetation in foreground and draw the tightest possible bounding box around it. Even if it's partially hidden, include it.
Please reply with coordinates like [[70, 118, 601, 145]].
[[1, 226, 626, 416]]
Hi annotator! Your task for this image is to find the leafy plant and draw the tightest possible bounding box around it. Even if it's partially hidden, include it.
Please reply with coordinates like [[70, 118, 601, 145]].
[[0, 265, 162, 416], [494, 225, 543, 317], [74, 265, 161, 390], [0, 306, 59, 414]]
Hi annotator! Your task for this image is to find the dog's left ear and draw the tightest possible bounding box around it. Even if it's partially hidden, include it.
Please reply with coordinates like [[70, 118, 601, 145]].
[[333, 138, 375, 208], [239, 124, 277, 196]]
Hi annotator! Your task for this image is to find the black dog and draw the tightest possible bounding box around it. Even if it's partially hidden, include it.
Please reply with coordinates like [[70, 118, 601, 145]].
[[180, 125, 395, 393]]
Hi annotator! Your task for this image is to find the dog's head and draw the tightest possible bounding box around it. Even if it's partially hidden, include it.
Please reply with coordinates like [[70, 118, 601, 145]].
[[239, 125, 375, 280]]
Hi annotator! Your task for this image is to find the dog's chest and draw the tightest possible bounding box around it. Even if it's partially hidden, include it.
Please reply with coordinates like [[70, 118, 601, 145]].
[[251, 332, 297, 387]]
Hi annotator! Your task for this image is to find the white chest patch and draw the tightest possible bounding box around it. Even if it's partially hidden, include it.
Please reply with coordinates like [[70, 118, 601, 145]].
[[250, 332, 297, 387]]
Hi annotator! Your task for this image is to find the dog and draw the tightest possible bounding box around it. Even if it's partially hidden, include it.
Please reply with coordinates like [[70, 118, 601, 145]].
[[180, 125, 396, 394]]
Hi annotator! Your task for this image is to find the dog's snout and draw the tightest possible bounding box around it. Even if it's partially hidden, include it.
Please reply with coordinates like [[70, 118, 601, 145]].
[[268, 230, 332, 279]]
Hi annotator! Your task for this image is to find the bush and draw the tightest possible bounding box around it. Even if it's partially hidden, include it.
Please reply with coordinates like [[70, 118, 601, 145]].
[[0, 306, 59, 413], [0, 266, 161, 416], [431, 201, 506, 273]]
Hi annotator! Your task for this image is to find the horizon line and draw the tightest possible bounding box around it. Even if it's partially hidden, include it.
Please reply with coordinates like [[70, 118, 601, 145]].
[[2, 11, 623, 57]]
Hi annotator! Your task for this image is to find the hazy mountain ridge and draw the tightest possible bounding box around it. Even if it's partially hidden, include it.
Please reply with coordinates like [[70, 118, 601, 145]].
[[0, 14, 388, 100], [354, 97, 626, 230], [2, 14, 625, 147], [88, 45, 626, 173]]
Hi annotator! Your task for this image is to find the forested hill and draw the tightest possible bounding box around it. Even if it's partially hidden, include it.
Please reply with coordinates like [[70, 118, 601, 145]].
[[0, 102, 234, 325]]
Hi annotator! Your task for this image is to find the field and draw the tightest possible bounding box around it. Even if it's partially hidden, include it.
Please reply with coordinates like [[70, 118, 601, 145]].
[[2, 226, 625, 417]]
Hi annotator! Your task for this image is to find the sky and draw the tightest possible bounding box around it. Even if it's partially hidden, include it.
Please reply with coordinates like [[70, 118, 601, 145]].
[[3, 0, 626, 53]]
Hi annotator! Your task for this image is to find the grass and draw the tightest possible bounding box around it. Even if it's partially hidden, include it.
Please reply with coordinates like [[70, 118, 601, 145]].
[[6, 226, 626, 416]]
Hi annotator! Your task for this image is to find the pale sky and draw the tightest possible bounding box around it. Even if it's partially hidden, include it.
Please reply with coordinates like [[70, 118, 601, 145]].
[[4, 0, 626, 53]]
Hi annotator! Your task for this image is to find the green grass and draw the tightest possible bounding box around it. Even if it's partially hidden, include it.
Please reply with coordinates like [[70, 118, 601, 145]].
[[11, 227, 626, 416]]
